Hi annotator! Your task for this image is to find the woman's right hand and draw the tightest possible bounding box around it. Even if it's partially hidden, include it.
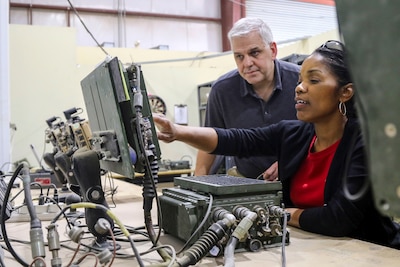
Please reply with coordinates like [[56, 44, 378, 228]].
[[153, 113, 218, 152], [152, 113, 178, 143]]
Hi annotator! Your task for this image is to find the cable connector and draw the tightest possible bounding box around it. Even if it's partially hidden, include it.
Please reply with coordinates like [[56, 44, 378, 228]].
[[47, 223, 62, 267]]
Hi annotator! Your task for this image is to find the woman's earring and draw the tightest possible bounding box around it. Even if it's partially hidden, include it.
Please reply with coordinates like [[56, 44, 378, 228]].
[[339, 101, 347, 116]]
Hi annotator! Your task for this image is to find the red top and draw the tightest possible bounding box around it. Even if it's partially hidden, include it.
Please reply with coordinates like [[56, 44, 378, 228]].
[[290, 135, 340, 208]]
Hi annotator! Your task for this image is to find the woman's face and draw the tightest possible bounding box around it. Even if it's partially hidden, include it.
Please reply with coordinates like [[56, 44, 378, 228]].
[[295, 53, 342, 123]]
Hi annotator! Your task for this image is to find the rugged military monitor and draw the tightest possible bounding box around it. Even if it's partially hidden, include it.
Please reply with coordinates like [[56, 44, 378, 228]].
[[80, 57, 161, 178]]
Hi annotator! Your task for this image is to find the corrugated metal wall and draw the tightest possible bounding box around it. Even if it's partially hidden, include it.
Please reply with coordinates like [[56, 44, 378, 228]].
[[9, 0, 338, 51], [246, 0, 338, 44], [9, 0, 223, 51]]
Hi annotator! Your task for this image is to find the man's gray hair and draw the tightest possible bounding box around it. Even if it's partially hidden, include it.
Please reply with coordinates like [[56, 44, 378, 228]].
[[228, 17, 274, 46]]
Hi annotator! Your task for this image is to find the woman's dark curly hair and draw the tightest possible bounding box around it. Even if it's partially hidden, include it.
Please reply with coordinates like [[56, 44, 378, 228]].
[[313, 41, 357, 118]]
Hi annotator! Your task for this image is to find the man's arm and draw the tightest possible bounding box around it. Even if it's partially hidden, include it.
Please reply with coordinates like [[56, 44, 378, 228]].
[[194, 150, 216, 176]]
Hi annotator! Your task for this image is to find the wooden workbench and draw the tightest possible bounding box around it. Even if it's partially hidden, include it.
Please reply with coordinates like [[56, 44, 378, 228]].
[[4, 178, 399, 267], [111, 168, 193, 184]]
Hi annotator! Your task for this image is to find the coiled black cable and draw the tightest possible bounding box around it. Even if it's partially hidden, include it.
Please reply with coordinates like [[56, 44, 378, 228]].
[[0, 163, 29, 267]]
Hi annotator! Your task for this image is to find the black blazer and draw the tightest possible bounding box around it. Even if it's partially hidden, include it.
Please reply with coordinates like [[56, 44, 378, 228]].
[[213, 118, 400, 248]]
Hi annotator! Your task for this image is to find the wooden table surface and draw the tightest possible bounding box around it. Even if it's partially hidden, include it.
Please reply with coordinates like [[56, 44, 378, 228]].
[[4, 177, 400, 267]]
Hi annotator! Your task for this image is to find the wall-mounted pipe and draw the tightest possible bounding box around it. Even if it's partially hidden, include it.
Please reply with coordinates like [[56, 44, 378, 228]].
[[9, 2, 221, 23]]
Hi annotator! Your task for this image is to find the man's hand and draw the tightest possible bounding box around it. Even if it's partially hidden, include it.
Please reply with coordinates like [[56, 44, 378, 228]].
[[262, 161, 279, 181]]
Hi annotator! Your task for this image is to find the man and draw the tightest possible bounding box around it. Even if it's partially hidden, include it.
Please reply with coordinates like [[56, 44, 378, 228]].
[[194, 17, 300, 180]]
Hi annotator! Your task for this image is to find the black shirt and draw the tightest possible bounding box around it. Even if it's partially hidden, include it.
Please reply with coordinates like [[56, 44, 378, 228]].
[[204, 59, 300, 178]]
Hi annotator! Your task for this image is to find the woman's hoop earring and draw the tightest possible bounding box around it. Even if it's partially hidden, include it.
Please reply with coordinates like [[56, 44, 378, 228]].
[[339, 101, 347, 116]]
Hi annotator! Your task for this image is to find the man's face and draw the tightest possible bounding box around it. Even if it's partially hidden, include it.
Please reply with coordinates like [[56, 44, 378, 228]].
[[231, 31, 277, 88]]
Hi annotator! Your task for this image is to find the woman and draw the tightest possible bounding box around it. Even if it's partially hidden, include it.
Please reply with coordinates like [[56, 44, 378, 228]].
[[153, 41, 400, 249]]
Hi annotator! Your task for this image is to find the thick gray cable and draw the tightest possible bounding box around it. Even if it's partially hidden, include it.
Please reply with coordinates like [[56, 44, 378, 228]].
[[21, 163, 46, 263], [281, 213, 288, 267], [223, 236, 239, 267]]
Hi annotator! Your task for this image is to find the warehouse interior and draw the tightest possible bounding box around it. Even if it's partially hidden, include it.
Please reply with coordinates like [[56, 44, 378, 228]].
[[1, 1, 400, 267], [3, 0, 339, 168]]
